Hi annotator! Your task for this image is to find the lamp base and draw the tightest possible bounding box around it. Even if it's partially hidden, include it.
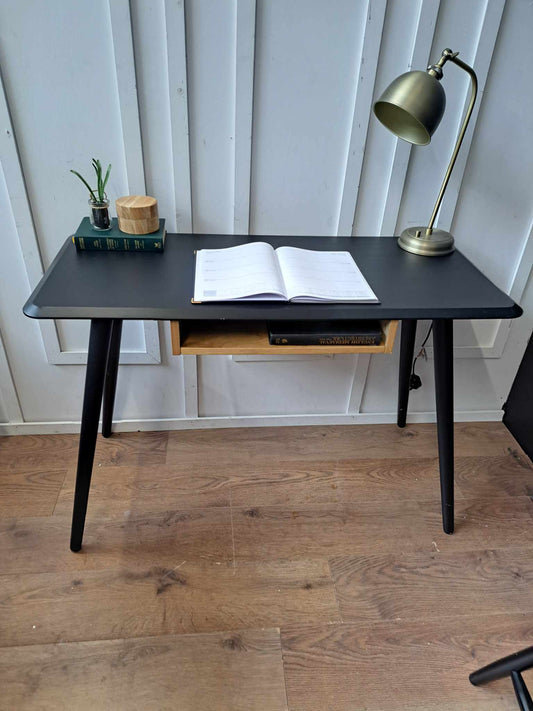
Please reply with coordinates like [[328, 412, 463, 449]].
[[398, 227, 455, 256]]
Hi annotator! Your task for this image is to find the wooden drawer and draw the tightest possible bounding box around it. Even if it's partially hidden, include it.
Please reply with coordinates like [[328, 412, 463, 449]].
[[170, 320, 398, 356]]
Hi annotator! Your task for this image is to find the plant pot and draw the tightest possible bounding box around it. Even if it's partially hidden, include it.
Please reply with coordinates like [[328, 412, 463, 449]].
[[89, 199, 111, 231]]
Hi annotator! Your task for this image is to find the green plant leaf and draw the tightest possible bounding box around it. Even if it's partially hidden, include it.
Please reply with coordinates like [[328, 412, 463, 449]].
[[98, 161, 104, 200], [93, 158, 104, 201], [70, 169, 97, 201], [102, 163, 111, 194]]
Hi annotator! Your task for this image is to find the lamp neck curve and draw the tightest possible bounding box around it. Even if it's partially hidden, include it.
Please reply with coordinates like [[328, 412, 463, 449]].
[[425, 49, 478, 234]]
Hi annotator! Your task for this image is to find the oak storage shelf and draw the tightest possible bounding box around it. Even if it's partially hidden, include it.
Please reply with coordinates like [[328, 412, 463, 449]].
[[170, 319, 398, 356]]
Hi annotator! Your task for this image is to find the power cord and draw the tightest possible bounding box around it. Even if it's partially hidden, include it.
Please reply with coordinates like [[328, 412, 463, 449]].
[[409, 324, 433, 390]]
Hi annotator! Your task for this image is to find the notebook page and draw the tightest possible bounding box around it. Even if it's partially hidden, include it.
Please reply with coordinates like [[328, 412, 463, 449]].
[[275, 246, 379, 303], [194, 242, 287, 301]]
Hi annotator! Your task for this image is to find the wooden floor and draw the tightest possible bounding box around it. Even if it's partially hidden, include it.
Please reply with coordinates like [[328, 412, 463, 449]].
[[0, 422, 532, 710]]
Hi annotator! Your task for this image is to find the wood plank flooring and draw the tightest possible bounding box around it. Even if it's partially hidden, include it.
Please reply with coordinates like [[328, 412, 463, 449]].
[[0, 422, 532, 710]]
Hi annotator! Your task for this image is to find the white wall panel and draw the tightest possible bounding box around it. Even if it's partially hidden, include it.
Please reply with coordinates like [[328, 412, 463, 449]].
[[0, 399, 8, 425], [250, 0, 367, 235], [336, 0, 387, 237], [131, 0, 176, 229], [0, 0, 531, 433], [0, 1, 182, 424], [0, 148, 183, 422], [233, 0, 256, 235], [0, 154, 86, 422], [55, 319, 147, 355], [198, 354, 356, 417], [0, 0, 127, 266], [448, 0, 533, 285], [0, 0, 159, 363], [0, 326, 21, 424], [353, 0, 428, 236], [186, 0, 235, 233], [164, 0, 193, 232]]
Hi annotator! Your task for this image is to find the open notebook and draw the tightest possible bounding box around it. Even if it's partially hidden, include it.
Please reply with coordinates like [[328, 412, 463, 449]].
[[193, 242, 379, 303]]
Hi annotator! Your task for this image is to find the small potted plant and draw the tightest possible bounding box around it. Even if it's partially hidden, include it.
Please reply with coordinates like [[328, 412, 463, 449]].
[[71, 159, 112, 230]]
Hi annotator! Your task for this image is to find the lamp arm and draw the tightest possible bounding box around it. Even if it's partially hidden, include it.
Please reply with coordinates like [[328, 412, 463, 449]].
[[425, 55, 478, 234]]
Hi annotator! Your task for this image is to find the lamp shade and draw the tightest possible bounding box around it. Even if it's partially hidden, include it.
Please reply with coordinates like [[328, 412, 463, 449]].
[[373, 70, 446, 145]]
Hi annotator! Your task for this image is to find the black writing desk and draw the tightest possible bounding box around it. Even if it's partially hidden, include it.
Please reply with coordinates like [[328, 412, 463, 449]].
[[23, 235, 522, 551]]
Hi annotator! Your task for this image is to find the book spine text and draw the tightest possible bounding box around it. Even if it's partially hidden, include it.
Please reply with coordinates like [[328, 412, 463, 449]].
[[72, 236, 164, 252], [269, 334, 382, 346]]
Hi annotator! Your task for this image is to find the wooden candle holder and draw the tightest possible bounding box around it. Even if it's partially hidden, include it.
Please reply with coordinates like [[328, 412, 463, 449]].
[[115, 195, 159, 234]]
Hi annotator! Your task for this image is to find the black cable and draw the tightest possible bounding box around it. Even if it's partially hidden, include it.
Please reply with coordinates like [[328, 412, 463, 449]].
[[409, 323, 433, 390]]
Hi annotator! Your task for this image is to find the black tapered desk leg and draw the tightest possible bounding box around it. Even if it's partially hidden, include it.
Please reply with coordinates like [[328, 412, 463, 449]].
[[70, 319, 113, 552], [102, 319, 123, 439], [432, 318, 454, 534], [397, 319, 417, 427]]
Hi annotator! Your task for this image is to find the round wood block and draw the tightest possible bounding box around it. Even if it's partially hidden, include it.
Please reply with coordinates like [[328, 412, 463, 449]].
[[116, 195, 159, 234]]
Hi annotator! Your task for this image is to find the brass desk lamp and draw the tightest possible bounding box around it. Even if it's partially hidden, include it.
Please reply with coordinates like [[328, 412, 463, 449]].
[[374, 48, 478, 256]]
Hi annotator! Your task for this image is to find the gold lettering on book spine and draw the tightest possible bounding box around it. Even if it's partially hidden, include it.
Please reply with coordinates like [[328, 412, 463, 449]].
[[318, 336, 376, 345]]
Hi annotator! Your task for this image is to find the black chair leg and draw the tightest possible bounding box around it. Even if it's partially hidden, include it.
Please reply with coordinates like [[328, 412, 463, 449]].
[[397, 319, 417, 427], [432, 318, 454, 534], [70, 319, 113, 552], [512, 671, 533, 711], [470, 646, 533, 711], [102, 319, 123, 438]]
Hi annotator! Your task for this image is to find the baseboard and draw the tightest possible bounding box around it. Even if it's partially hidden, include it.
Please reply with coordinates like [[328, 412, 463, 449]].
[[0, 410, 503, 436]]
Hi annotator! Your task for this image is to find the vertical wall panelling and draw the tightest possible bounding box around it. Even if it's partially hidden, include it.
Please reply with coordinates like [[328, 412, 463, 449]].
[[186, 0, 235, 233], [233, 0, 256, 235], [129, 0, 176, 230], [235, 0, 372, 405], [0, 329, 23, 424], [0, 0, 530, 433], [0, 69, 63, 365], [431, 0, 506, 234], [183, 355, 199, 418], [407, 0, 507, 361], [336, 0, 386, 414], [108, 0, 146, 194], [250, 0, 370, 235], [495, 218, 533, 348], [108, 0, 161, 365], [374, 0, 440, 237], [165, 0, 195, 408], [346, 354, 371, 415], [507, 219, 533, 315], [428, 0, 507, 360], [164, 0, 193, 233], [391, 1, 507, 361], [347, 0, 435, 414], [46, 339, 161, 365], [0, 49, 159, 365], [336, 0, 387, 237]]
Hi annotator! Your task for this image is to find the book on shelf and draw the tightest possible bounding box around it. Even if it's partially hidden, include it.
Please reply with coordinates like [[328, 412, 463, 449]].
[[72, 217, 166, 252], [268, 320, 383, 346], [193, 242, 379, 303]]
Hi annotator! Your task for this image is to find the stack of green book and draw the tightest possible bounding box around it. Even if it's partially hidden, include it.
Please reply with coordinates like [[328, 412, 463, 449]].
[[72, 217, 166, 252]]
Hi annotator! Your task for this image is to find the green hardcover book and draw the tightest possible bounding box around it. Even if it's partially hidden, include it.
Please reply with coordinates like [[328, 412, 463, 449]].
[[72, 217, 166, 252]]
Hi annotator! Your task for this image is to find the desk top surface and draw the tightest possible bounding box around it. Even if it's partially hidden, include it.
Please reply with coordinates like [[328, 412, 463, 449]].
[[23, 234, 521, 321]]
